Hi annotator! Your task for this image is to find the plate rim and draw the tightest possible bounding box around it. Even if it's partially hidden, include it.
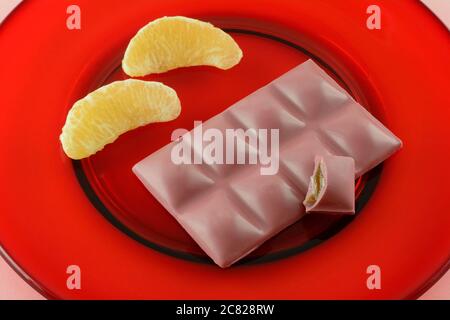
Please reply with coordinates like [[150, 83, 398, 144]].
[[0, 0, 449, 299]]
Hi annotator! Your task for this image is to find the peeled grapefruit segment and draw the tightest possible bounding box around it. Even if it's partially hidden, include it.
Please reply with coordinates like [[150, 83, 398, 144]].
[[60, 79, 181, 159], [122, 16, 243, 76]]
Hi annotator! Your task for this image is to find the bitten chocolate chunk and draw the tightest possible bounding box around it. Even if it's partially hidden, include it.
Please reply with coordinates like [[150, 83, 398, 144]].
[[304, 155, 355, 214]]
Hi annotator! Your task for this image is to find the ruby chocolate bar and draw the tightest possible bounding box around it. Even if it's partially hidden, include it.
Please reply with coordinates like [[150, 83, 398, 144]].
[[133, 60, 402, 267]]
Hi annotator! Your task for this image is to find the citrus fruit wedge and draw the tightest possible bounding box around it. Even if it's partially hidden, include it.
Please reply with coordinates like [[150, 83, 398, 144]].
[[122, 16, 243, 77], [60, 79, 181, 159]]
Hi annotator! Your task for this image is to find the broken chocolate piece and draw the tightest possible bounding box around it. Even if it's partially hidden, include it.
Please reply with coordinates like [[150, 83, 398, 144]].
[[304, 155, 355, 214]]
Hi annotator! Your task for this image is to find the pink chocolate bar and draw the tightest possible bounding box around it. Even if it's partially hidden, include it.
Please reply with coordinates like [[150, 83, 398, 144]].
[[133, 60, 402, 267], [303, 155, 355, 214]]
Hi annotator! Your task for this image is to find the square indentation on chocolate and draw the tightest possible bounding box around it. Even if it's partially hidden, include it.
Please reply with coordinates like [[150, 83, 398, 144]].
[[228, 171, 303, 233], [319, 103, 402, 176], [272, 61, 350, 119], [177, 189, 266, 267], [133, 149, 215, 211], [279, 131, 334, 191], [228, 91, 306, 144]]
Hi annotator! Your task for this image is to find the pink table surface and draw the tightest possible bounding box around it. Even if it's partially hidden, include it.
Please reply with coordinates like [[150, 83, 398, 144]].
[[0, 0, 448, 300]]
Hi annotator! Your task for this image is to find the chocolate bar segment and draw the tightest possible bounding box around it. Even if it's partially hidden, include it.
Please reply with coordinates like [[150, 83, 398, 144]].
[[133, 60, 402, 267], [303, 155, 355, 214]]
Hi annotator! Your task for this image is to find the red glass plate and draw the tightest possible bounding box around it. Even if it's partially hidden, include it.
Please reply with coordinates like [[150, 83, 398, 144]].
[[0, 0, 449, 299]]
